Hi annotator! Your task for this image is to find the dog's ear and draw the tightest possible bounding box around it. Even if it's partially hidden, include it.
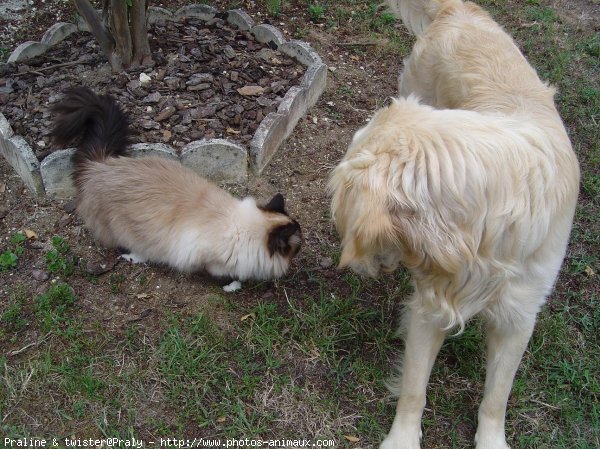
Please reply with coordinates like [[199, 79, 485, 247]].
[[263, 193, 286, 215], [267, 221, 302, 257]]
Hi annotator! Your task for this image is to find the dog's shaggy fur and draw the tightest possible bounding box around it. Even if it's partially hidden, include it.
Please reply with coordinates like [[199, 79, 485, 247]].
[[328, 1, 580, 448]]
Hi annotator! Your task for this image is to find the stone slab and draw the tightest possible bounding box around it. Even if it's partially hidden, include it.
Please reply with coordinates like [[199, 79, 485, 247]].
[[7, 41, 49, 63], [41, 22, 78, 47], [279, 40, 322, 66], [226, 9, 255, 31], [300, 62, 328, 110], [251, 24, 286, 49], [40, 148, 76, 198], [147, 6, 174, 24], [250, 113, 289, 173], [128, 143, 178, 160], [175, 4, 218, 21], [181, 139, 248, 184], [0, 112, 14, 140], [0, 135, 43, 195]]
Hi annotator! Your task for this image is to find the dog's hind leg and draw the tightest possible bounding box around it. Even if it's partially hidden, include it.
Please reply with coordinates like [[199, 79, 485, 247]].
[[380, 305, 446, 449], [475, 310, 537, 449]]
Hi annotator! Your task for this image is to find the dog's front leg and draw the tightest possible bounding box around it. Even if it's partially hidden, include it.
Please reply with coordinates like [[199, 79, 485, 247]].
[[475, 316, 537, 449], [380, 305, 446, 449]]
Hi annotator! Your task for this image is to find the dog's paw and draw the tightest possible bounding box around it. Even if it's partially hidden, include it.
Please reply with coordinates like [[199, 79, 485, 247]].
[[119, 253, 146, 264], [379, 434, 421, 449], [475, 433, 510, 449]]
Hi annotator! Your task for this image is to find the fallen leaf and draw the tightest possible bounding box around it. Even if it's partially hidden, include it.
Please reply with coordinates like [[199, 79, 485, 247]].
[[344, 435, 360, 443], [240, 313, 256, 322], [226, 127, 241, 135], [137, 293, 151, 299], [350, 55, 360, 61], [216, 416, 226, 423], [24, 229, 38, 240], [584, 266, 596, 277], [237, 85, 265, 96]]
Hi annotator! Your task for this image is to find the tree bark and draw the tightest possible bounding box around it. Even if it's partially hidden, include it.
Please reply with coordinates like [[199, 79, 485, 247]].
[[110, 0, 132, 69], [131, 0, 153, 66], [72, 0, 122, 71]]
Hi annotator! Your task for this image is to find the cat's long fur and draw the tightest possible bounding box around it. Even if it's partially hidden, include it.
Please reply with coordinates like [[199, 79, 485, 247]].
[[51, 87, 302, 281]]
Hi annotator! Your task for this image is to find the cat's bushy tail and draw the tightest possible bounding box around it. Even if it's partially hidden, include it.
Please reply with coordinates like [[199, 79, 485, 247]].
[[51, 87, 130, 167], [386, 0, 462, 35]]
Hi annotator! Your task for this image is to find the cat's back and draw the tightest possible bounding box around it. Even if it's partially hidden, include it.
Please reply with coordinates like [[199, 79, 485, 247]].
[[76, 156, 235, 248]]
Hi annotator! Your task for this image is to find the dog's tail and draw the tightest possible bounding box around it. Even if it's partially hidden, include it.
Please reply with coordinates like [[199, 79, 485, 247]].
[[51, 87, 130, 168], [386, 0, 462, 35]]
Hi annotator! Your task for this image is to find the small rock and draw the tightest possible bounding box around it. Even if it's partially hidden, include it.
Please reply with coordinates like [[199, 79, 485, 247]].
[[85, 259, 116, 276], [187, 83, 211, 92], [237, 85, 264, 96], [155, 106, 176, 122], [187, 73, 214, 84], [172, 125, 189, 134], [164, 77, 181, 89], [140, 119, 160, 130], [0, 206, 9, 219], [139, 72, 152, 84], [127, 79, 141, 90], [190, 105, 217, 119], [319, 257, 334, 269], [223, 45, 236, 59], [32, 269, 50, 282], [57, 213, 72, 227], [63, 199, 77, 213], [143, 92, 161, 104]]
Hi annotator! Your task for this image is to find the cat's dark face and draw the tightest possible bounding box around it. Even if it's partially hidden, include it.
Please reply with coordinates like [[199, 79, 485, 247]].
[[261, 193, 303, 260]]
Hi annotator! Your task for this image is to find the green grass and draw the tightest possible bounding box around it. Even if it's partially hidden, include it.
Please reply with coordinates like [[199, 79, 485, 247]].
[[1, 232, 26, 271]]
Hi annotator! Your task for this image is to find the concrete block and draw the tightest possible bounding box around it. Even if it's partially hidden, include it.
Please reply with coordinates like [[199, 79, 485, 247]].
[[300, 62, 328, 110], [0, 135, 44, 195], [251, 24, 286, 48], [279, 40, 322, 66], [40, 149, 76, 198], [250, 112, 288, 173], [41, 22, 78, 47], [147, 6, 174, 25], [277, 86, 309, 135], [174, 4, 217, 21], [181, 139, 248, 184], [7, 41, 49, 63], [128, 143, 178, 160], [0, 112, 14, 140], [226, 9, 255, 31]]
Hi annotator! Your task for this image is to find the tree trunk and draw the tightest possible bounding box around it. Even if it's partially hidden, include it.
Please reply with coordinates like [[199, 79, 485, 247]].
[[131, 0, 153, 66], [110, 0, 132, 69], [72, 0, 122, 71], [72, 0, 153, 72]]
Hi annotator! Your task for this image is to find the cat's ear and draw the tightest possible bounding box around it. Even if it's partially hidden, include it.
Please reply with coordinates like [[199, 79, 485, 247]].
[[267, 221, 302, 258], [263, 193, 286, 214]]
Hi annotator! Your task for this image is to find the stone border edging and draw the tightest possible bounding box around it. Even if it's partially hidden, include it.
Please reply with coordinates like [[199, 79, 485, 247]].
[[0, 4, 327, 198]]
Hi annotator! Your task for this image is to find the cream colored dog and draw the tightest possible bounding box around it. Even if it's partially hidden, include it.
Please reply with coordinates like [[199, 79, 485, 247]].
[[328, 1, 580, 448]]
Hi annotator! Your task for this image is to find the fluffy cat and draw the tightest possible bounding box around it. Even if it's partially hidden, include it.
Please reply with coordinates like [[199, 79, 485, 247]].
[[51, 87, 302, 281]]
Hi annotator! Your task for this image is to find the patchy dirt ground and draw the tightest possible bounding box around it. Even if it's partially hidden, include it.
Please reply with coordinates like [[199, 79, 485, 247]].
[[0, 0, 400, 302]]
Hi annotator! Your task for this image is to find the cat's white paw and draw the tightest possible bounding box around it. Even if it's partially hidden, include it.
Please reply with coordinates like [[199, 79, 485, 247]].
[[223, 280, 242, 292], [119, 253, 146, 264]]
